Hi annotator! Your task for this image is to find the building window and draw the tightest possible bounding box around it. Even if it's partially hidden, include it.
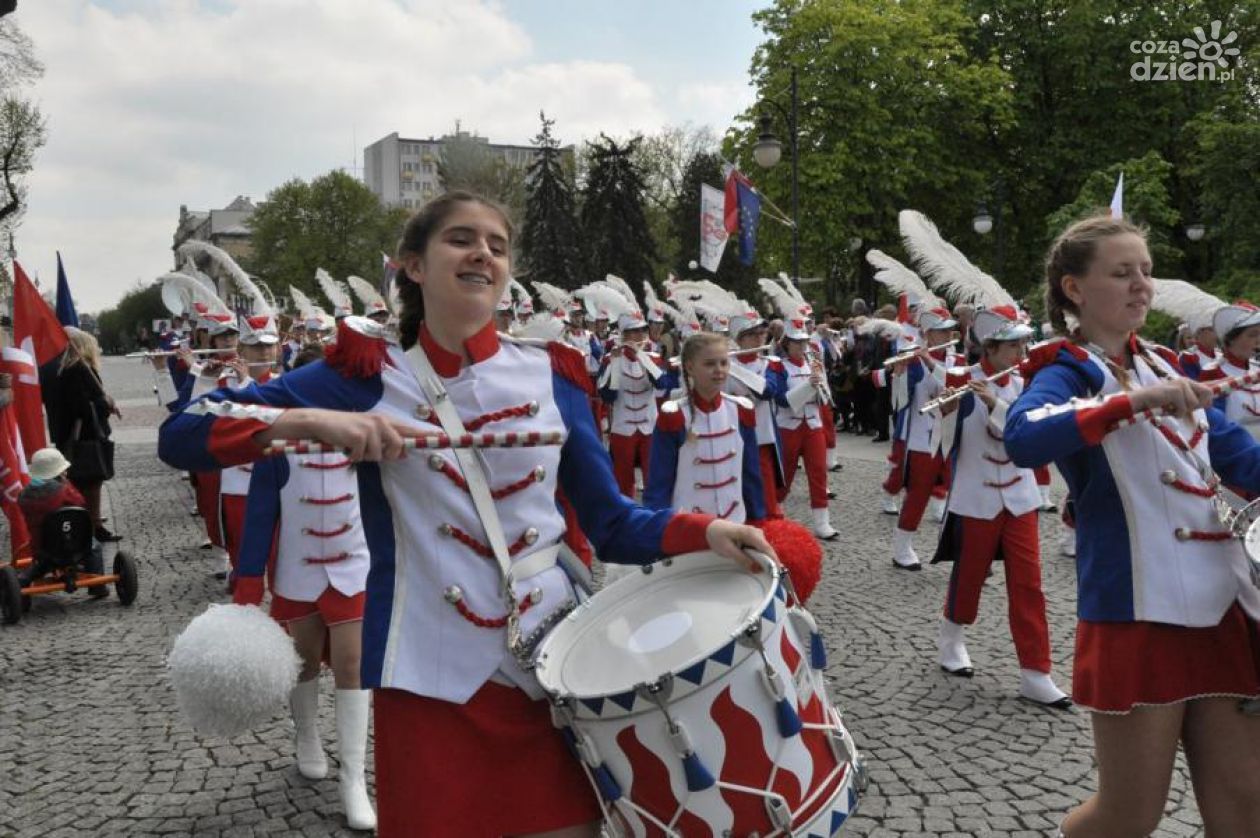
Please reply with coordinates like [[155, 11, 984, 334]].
[[422, 161, 433, 174]]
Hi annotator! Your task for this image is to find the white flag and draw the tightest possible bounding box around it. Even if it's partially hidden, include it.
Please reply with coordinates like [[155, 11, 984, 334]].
[[699, 184, 729, 273], [1109, 172, 1124, 219]]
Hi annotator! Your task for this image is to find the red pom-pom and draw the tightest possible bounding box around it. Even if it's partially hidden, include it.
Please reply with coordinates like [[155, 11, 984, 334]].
[[324, 317, 389, 378], [760, 518, 822, 604]]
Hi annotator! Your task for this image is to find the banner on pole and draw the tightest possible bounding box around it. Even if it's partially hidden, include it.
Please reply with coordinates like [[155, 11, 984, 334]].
[[699, 183, 729, 273]]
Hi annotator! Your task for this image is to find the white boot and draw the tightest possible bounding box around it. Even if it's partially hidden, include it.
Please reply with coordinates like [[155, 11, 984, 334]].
[[880, 491, 901, 515], [335, 689, 377, 831], [937, 619, 973, 676], [290, 678, 327, 780], [213, 547, 231, 579], [1059, 529, 1077, 558], [826, 447, 841, 472], [892, 528, 921, 570], [929, 496, 947, 523], [1039, 484, 1058, 512], [1019, 669, 1072, 709], [810, 507, 839, 541]]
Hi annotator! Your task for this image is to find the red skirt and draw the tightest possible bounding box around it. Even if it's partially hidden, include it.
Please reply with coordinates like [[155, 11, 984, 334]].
[[1074, 604, 1260, 713], [271, 586, 365, 626], [373, 683, 600, 837]]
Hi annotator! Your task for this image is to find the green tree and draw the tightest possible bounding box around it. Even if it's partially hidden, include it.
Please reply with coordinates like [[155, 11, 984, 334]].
[[579, 134, 658, 289], [632, 124, 719, 273], [95, 281, 166, 355], [1046, 151, 1182, 270], [1185, 118, 1260, 298], [244, 170, 407, 310], [731, 0, 1016, 304], [669, 151, 759, 302], [0, 17, 46, 233], [521, 112, 584, 289]]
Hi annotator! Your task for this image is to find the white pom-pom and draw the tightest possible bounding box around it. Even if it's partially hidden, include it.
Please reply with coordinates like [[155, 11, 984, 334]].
[[167, 604, 301, 738]]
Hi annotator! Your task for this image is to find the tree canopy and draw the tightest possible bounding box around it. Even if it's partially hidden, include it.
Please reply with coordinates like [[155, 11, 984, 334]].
[[521, 112, 584, 289], [243, 169, 407, 310], [579, 134, 659, 290]]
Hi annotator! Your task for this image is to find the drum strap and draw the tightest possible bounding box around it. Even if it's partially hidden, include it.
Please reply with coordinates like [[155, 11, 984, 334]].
[[403, 344, 530, 657]]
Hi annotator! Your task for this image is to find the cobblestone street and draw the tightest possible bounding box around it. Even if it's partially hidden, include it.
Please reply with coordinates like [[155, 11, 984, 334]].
[[0, 359, 1210, 836]]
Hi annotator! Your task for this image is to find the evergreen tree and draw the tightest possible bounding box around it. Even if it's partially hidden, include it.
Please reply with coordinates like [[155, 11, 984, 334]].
[[580, 134, 659, 290], [521, 112, 583, 290], [669, 151, 758, 303]]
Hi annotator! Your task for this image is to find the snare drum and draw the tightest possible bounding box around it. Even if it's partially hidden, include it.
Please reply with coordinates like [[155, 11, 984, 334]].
[[535, 551, 864, 837]]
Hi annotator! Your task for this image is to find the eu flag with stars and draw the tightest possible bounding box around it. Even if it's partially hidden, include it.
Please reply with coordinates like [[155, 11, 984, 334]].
[[734, 179, 761, 266]]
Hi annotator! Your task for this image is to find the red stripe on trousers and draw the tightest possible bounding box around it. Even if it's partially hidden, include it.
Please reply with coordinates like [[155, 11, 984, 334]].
[[220, 494, 247, 576], [776, 424, 829, 509], [609, 431, 651, 498], [193, 470, 224, 547], [897, 450, 946, 531], [943, 509, 1051, 672], [819, 402, 836, 449]]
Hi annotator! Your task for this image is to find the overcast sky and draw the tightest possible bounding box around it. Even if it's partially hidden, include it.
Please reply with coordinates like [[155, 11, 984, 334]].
[[16, 0, 765, 313]]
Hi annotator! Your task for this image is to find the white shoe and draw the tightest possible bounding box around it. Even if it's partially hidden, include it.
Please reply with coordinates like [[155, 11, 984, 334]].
[[810, 507, 839, 541], [937, 619, 973, 676], [1019, 669, 1072, 709], [1059, 530, 1077, 558], [892, 528, 921, 570], [290, 679, 327, 780], [335, 689, 378, 831], [1039, 485, 1058, 512], [826, 448, 841, 471], [929, 496, 947, 524], [881, 491, 901, 515]]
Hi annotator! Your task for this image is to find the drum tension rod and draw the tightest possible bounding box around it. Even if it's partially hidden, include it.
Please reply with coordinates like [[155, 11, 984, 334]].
[[637, 677, 716, 793]]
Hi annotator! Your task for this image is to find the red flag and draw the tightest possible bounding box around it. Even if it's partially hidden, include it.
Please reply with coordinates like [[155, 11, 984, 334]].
[[13, 260, 68, 366], [723, 169, 752, 235], [1, 345, 46, 454], [0, 404, 30, 558]]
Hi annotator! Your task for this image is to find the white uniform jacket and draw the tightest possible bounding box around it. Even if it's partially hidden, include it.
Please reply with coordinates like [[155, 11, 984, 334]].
[[939, 363, 1041, 520]]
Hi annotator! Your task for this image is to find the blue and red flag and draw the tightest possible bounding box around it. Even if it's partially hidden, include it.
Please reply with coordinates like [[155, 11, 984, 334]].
[[55, 252, 79, 328], [723, 170, 762, 266]]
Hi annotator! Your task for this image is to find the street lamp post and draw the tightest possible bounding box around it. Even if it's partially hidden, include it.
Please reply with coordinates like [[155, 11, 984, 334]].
[[753, 66, 799, 285], [972, 182, 1006, 280]]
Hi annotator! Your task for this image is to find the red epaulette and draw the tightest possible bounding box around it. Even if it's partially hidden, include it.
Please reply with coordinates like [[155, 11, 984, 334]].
[[737, 403, 757, 428], [766, 358, 785, 372], [945, 368, 971, 388], [656, 402, 685, 433], [547, 341, 595, 396], [324, 317, 390, 378]]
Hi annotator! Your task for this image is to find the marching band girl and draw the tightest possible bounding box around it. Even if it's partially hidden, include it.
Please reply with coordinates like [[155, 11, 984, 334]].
[[930, 307, 1070, 708], [158, 191, 774, 838], [1178, 316, 1221, 380], [885, 307, 960, 570], [1006, 214, 1260, 837], [774, 318, 839, 540], [232, 342, 376, 831], [726, 309, 788, 519], [644, 331, 766, 523], [595, 296, 675, 498], [1199, 302, 1260, 442]]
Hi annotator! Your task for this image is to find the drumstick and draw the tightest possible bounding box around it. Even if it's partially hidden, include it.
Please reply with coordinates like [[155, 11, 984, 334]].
[[265, 430, 566, 456], [1111, 367, 1260, 432]]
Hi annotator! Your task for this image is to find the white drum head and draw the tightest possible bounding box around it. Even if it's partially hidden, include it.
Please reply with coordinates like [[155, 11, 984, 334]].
[[535, 550, 778, 699]]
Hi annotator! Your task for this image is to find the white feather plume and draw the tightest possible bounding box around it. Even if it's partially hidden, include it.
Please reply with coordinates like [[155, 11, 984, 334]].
[[315, 268, 353, 312], [531, 281, 572, 313], [161, 272, 232, 318], [758, 277, 804, 319], [178, 258, 218, 295], [289, 286, 316, 319], [1151, 278, 1222, 331], [602, 274, 639, 308], [775, 272, 809, 306], [347, 275, 389, 313], [666, 280, 743, 316], [511, 312, 566, 341], [509, 277, 533, 307], [177, 241, 269, 314], [643, 280, 686, 325], [573, 284, 636, 320], [898, 210, 1015, 308], [866, 249, 932, 303]]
